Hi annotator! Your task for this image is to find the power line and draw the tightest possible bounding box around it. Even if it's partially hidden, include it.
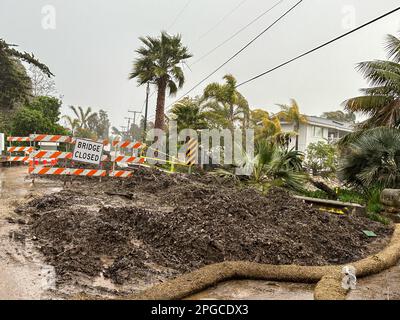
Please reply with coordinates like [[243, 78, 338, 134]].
[[147, 0, 302, 122], [236, 5, 400, 88], [191, 0, 284, 67], [198, 0, 249, 40], [167, 0, 193, 31], [154, 0, 303, 118]]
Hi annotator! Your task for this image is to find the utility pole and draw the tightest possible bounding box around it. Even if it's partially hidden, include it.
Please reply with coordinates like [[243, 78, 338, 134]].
[[124, 117, 134, 138], [143, 82, 150, 141], [128, 111, 141, 129]]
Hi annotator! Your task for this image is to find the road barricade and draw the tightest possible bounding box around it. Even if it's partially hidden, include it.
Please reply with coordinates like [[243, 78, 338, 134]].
[[6, 136, 34, 163], [27, 135, 146, 180]]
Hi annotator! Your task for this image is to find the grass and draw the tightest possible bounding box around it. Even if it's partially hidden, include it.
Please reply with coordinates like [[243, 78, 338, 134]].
[[302, 188, 365, 205], [301, 186, 391, 225]]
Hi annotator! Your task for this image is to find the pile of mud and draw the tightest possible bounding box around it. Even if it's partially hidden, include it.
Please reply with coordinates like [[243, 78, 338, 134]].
[[15, 168, 393, 288]]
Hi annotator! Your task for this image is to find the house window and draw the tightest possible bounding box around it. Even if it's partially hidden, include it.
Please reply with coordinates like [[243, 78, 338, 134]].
[[313, 126, 323, 137]]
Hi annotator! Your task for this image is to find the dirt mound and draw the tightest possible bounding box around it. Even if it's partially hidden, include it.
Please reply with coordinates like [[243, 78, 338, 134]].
[[15, 168, 393, 288]]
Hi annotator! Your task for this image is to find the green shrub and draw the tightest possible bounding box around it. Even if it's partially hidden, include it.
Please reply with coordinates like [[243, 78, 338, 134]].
[[300, 186, 390, 224]]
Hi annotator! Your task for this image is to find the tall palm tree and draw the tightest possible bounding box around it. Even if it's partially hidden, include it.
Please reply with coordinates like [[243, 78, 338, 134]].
[[202, 74, 250, 130], [129, 32, 192, 129], [344, 32, 400, 129], [170, 97, 207, 131], [68, 106, 96, 129], [277, 99, 307, 151]]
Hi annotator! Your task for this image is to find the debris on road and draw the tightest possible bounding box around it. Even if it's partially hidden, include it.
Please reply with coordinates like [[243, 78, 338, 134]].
[[14, 168, 393, 290]]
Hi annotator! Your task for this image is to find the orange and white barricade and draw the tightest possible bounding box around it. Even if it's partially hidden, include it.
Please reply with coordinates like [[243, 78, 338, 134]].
[[111, 155, 145, 164], [30, 151, 72, 159], [29, 167, 69, 175], [7, 156, 30, 162], [29, 134, 72, 143], [29, 167, 106, 177], [7, 146, 34, 153], [112, 140, 143, 149], [6, 136, 34, 163], [109, 170, 133, 178], [68, 168, 107, 177], [7, 137, 30, 142]]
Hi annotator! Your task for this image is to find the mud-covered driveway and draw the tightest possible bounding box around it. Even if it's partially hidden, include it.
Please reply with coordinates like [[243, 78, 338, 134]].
[[0, 166, 62, 299]]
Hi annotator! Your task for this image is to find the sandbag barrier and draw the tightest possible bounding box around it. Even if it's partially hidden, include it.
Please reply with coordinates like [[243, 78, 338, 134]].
[[120, 224, 400, 301]]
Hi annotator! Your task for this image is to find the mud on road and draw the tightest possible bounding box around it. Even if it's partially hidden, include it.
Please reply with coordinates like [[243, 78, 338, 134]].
[[0, 166, 61, 299], [9, 167, 393, 298]]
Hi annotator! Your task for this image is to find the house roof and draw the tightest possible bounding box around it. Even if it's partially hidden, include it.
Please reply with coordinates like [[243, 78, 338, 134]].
[[281, 115, 354, 132], [305, 116, 354, 132]]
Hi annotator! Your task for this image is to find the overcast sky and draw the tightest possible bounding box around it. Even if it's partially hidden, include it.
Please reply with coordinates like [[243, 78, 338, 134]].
[[1, 0, 400, 129]]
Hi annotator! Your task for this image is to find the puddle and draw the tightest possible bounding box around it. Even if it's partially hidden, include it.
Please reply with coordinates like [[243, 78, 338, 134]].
[[186, 280, 315, 300], [347, 263, 400, 300]]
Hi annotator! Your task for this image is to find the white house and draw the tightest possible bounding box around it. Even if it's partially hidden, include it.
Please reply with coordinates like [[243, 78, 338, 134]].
[[280, 116, 354, 153]]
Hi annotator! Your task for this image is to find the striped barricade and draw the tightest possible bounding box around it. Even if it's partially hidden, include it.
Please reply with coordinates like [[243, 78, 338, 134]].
[[30, 151, 109, 162], [30, 151, 72, 159], [7, 137, 30, 142], [186, 138, 198, 166], [29, 167, 69, 175], [68, 168, 107, 177], [6, 137, 34, 163], [111, 139, 146, 170], [6, 156, 30, 162], [112, 140, 143, 149], [111, 155, 145, 164], [29, 134, 72, 143], [109, 170, 133, 178], [7, 146, 34, 153], [29, 167, 107, 177]]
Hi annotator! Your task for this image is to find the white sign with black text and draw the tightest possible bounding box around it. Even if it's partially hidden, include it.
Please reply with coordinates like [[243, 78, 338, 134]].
[[72, 138, 103, 165]]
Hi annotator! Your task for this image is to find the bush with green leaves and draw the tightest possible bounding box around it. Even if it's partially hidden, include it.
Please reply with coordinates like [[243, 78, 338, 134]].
[[10, 96, 67, 136], [305, 141, 337, 176]]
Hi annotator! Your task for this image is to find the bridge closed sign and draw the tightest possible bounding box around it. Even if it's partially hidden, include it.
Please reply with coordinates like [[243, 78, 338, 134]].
[[72, 138, 103, 165]]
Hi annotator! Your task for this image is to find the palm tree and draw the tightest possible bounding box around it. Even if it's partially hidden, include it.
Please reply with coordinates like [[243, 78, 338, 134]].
[[321, 110, 356, 123], [202, 74, 250, 130], [68, 106, 96, 130], [338, 127, 400, 190], [250, 109, 279, 137], [344, 32, 400, 129], [62, 115, 80, 135], [129, 32, 192, 129], [169, 97, 207, 131], [231, 140, 306, 192], [277, 99, 307, 151]]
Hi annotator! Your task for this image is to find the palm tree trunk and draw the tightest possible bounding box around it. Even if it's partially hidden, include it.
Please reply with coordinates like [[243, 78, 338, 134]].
[[295, 123, 299, 151], [155, 79, 167, 129]]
